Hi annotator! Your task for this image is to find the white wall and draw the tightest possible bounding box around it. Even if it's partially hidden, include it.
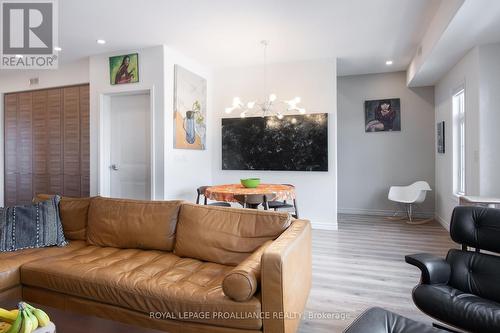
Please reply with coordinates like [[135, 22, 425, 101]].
[[478, 43, 500, 197], [434, 43, 500, 228], [89, 46, 166, 199], [338, 72, 435, 216], [0, 59, 90, 206], [90, 45, 212, 201], [163, 47, 213, 201], [211, 59, 338, 230], [0, 45, 211, 203], [435, 47, 480, 227]]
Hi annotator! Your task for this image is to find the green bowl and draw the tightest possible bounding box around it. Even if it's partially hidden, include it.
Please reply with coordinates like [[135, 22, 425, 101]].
[[240, 178, 261, 188]]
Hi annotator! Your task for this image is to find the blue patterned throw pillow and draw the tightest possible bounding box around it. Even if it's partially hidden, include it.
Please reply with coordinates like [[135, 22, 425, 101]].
[[0, 195, 67, 252]]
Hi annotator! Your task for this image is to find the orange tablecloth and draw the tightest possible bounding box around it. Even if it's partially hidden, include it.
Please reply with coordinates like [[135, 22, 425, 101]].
[[205, 184, 296, 202]]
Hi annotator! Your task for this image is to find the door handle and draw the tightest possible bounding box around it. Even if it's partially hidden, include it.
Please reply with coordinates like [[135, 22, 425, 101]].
[[110, 164, 119, 171]]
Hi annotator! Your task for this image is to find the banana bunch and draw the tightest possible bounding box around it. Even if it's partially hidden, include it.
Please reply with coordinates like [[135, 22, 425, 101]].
[[0, 302, 51, 333]]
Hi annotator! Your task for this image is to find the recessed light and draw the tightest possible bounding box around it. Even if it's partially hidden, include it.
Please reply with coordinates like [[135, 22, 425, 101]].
[[386, 60, 393, 66], [15, 54, 23, 58], [54, 46, 62, 52], [96, 39, 106, 45]]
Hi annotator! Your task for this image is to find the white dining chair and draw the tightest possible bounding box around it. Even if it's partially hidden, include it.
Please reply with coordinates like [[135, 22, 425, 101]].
[[388, 181, 432, 223]]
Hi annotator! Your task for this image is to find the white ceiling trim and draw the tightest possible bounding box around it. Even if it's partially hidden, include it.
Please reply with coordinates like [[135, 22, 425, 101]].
[[407, 0, 500, 87]]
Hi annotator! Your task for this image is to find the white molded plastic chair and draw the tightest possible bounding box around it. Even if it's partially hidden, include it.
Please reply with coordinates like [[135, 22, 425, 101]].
[[388, 181, 432, 223]]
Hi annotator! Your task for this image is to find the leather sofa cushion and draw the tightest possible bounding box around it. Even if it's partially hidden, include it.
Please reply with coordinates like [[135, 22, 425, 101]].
[[175, 203, 291, 265], [414, 284, 500, 333], [0, 240, 87, 292], [87, 197, 183, 251], [223, 240, 272, 302], [35, 194, 91, 241], [21, 246, 263, 330]]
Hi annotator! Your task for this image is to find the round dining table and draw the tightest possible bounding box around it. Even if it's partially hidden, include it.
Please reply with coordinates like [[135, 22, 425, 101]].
[[205, 183, 296, 203]]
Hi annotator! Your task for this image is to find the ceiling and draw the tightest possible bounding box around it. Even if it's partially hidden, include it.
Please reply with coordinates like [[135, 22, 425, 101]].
[[409, 0, 500, 86], [53, 0, 440, 76]]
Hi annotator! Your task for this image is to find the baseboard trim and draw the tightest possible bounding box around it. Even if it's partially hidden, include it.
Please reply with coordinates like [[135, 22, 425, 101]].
[[435, 214, 450, 231], [310, 219, 338, 231], [338, 207, 434, 219]]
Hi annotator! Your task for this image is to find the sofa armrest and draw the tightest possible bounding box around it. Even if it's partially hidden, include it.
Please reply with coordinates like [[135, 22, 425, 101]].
[[261, 219, 312, 333], [222, 240, 273, 302], [405, 253, 451, 285]]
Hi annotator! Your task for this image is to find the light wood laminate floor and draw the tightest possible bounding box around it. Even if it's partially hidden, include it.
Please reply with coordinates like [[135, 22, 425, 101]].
[[298, 214, 456, 333]]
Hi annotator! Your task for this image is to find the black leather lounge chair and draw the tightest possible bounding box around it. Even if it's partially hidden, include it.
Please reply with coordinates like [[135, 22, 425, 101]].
[[406, 206, 500, 333]]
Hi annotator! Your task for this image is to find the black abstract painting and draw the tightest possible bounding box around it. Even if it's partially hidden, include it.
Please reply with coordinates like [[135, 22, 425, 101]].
[[222, 113, 328, 171]]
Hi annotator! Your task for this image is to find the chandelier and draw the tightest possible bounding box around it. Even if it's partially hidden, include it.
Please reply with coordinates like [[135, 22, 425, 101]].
[[225, 40, 306, 119]]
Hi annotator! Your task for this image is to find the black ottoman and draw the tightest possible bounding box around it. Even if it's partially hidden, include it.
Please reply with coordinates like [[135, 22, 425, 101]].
[[344, 307, 447, 333]]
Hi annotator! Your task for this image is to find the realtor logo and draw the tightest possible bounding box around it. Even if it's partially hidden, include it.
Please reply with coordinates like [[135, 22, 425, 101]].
[[1, 0, 58, 69]]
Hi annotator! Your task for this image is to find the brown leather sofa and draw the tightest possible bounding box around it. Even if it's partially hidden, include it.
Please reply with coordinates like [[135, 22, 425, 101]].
[[0, 196, 312, 333]]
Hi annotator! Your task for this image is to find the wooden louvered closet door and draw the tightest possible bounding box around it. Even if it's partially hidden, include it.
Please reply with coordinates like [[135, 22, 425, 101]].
[[80, 85, 90, 197], [33, 90, 49, 195], [17, 92, 33, 204], [3, 84, 90, 206], [47, 88, 64, 194], [4, 94, 18, 207]]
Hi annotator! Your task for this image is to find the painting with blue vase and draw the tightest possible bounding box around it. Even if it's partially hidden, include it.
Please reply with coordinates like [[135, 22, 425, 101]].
[[174, 65, 207, 149]]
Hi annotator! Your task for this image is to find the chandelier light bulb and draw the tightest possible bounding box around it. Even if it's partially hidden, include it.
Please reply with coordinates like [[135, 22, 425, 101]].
[[232, 97, 242, 108], [286, 97, 302, 110], [224, 42, 305, 119]]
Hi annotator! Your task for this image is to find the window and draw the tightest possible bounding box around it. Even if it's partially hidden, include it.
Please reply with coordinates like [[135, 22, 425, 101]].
[[453, 89, 465, 195]]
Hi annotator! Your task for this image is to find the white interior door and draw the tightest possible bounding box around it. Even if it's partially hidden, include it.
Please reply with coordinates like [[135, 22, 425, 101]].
[[109, 93, 151, 199]]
